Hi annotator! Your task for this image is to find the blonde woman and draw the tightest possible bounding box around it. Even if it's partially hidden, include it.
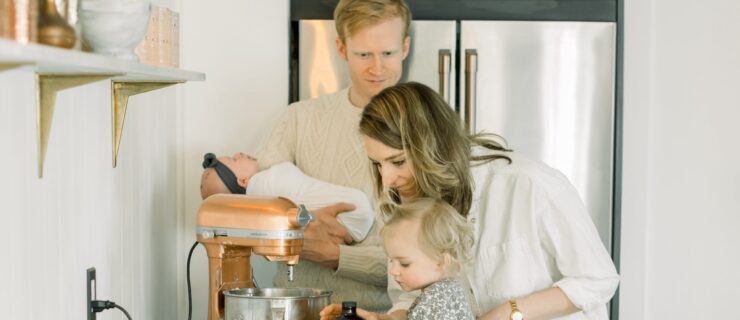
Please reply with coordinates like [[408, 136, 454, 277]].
[[322, 82, 619, 320]]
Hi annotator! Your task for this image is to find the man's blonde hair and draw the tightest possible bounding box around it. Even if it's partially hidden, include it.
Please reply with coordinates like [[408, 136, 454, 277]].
[[333, 0, 411, 43], [381, 198, 474, 275]]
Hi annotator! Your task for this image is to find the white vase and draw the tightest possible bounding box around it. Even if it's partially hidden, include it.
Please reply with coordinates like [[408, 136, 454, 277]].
[[79, 0, 151, 61]]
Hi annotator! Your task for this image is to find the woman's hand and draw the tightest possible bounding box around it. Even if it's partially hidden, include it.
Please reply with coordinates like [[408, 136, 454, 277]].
[[302, 203, 356, 269], [477, 302, 509, 320]]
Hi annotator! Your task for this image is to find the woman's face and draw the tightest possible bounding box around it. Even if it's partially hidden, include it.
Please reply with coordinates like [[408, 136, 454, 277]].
[[363, 135, 415, 198]]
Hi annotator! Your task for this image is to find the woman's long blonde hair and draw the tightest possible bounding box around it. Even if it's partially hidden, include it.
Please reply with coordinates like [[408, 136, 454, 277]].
[[359, 82, 511, 217]]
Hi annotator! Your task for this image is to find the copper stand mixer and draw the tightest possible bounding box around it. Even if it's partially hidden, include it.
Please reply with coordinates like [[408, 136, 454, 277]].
[[196, 194, 311, 320]]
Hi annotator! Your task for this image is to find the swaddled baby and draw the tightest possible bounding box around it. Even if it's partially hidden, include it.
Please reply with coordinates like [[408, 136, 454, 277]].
[[200, 152, 375, 242]]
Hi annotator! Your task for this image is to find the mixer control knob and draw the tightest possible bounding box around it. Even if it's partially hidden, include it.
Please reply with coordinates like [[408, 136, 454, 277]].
[[296, 204, 312, 227], [200, 230, 214, 239]]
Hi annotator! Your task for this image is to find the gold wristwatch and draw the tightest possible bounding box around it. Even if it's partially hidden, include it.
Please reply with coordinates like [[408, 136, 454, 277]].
[[509, 300, 524, 320]]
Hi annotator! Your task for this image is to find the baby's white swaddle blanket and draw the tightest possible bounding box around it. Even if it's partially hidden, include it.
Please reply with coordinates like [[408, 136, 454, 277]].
[[245, 162, 375, 242]]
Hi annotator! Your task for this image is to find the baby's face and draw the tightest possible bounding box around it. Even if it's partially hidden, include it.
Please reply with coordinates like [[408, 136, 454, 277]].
[[218, 152, 260, 186], [383, 220, 446, 292]]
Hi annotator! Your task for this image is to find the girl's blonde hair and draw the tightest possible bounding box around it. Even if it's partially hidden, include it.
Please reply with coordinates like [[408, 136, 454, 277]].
[[359, 82, 511, 217], [333, 0, 411, 43], [381, 198, 474, 274]]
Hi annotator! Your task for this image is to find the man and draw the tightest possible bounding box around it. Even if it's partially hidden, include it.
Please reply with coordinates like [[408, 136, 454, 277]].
[[255, 0, 411, 312]]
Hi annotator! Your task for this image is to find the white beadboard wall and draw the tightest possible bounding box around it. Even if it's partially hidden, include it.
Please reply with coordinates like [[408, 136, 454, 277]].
[[0, 70, 180, 318]]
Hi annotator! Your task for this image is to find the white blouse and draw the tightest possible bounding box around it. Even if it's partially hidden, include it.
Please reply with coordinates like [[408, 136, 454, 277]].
[[388, 151, 619, 319]]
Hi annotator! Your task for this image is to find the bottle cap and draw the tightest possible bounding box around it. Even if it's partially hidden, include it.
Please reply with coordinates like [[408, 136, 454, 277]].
[[342, 301, 357, 309]]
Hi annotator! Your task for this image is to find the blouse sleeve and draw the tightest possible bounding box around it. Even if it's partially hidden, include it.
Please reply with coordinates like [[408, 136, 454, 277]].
[[537, 181, 620, 312]]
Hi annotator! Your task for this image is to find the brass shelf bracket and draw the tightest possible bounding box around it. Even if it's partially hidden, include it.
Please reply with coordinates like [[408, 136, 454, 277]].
[[112, 81, 183, 168], [0, 63, 28, 72], [37, 74, 117, 178]]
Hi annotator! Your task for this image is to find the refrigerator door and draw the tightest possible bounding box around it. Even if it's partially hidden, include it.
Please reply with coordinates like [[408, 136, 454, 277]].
[[460, 21, 616, 249], [298, 20, 457, 103]]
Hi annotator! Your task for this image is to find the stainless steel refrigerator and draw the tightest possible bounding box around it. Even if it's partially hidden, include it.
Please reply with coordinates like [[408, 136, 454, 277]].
[[297, 20, 616, 251]]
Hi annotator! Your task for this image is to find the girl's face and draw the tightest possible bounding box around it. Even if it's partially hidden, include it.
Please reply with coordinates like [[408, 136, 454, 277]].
[[363, 136, 415, 199], [383, 220, 446, 292]]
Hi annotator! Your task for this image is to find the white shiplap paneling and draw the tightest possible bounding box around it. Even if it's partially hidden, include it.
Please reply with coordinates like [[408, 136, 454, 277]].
[[0, 68, 180, 319]]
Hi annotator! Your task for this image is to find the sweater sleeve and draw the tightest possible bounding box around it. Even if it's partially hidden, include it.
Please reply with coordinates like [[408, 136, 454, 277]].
[[335, 243, 388, 286], [256, 106, 297, 170]]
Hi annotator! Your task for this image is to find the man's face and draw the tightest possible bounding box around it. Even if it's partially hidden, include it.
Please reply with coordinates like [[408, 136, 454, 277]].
[[336, 17, 410, 108]]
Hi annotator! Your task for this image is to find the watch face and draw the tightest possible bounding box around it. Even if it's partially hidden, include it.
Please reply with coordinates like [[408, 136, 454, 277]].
[[511, 311, 524, 320]]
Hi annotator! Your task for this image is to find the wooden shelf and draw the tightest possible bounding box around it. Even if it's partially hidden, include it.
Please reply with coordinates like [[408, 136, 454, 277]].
[[0, 38, 205, 178]]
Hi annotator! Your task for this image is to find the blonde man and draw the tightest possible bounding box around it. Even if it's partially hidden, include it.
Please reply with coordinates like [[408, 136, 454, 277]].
[[255, 0, 412, 312]]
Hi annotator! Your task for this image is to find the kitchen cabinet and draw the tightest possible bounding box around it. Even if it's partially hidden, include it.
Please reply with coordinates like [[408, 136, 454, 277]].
[[0, 38, 204, 177]]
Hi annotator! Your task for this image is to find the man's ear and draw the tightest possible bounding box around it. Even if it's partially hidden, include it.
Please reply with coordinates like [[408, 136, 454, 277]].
[[402, 35, 411, 59], [336, 36, 348, 60]]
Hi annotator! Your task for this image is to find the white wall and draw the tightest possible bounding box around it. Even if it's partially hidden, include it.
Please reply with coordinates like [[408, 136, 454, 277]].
[[0, 71, 180, 319], [178, 1, 289, 318], [621, 0, 740, 318]]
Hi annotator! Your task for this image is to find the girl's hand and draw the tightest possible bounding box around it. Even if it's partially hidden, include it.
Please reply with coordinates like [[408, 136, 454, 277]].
[[319, 303, 342, 320]]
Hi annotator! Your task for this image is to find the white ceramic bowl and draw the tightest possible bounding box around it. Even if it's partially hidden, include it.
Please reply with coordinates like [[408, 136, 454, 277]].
[[80, 0, 151, 61]]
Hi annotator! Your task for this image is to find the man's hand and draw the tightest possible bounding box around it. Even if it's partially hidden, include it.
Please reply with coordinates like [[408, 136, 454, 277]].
[[301, 202, 355, 269]]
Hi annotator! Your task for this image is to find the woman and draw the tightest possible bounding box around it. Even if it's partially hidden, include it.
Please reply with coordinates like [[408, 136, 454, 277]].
[[321, 82, 618, 320]]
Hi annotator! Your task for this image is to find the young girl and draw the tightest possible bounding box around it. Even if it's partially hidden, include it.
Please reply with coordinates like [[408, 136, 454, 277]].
[[380, 198, 475, 320]]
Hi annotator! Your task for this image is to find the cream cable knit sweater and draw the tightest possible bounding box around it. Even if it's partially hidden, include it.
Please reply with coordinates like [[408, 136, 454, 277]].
[[256, 88, 391, 312]]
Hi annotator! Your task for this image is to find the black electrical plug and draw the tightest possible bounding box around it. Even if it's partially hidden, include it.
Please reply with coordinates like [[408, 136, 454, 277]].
[[91, 300, 115, 313], [91, 300, 132, 320]]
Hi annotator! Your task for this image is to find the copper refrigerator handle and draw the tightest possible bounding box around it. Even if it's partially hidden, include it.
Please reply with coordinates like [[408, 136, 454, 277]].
[[465, 49, 478, 133], [438, 49, 451, 104]]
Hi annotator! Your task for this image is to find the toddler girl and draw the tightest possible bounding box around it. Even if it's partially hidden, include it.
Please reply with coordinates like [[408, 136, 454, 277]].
[[380, 198, 475, 320]]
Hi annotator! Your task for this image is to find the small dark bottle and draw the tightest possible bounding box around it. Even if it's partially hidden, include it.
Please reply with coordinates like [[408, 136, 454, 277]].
[[335, 301, 362, 320]]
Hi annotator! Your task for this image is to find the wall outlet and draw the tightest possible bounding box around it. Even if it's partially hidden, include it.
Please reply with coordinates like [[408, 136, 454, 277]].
[[87, 268, 96, 320]]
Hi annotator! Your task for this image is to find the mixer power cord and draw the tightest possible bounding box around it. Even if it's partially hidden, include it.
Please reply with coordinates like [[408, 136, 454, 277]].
[[187, 241, 200, 320], [91, 300, 132, 320]]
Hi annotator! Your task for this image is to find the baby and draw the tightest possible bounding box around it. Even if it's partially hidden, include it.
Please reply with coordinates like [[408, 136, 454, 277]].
[[381, 198, 475, 320], [200, 152, 375, 242]]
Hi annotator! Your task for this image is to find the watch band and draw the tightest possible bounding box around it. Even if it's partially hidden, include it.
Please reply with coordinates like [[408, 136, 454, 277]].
[[509, 300, 524, 320]]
